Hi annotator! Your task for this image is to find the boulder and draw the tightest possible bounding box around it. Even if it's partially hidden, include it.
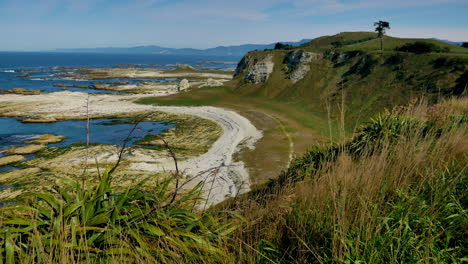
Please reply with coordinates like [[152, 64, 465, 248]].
[[177, 79, 190, 91]]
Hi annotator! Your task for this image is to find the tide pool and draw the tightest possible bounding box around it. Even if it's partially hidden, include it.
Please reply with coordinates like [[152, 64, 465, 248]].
[[0, 117, 174, 156]]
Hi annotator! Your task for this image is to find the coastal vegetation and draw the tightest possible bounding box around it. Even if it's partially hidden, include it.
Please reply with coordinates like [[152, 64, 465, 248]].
[[1, 97, 465, 263], [0, 32, 467, 263]]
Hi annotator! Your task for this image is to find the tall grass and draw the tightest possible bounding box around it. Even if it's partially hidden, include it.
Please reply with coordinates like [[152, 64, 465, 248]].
[[0, 170, 237, 263], [0, 98, 466, 263], [227, 98, 467, 263]]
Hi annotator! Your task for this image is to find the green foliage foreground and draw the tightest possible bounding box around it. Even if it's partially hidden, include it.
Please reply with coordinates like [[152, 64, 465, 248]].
[[0, 172, 237, 263], [0, 99, 466, 263]]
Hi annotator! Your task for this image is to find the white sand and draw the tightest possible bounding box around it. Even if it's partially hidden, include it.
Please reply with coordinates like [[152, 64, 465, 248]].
[[0, 91, 262, 206]]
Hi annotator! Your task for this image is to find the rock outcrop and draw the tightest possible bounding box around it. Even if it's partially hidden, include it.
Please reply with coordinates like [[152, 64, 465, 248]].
[[0, 88, 43, 95], [234, 50, 324, 84], [234, 55, 250, 77], [244, 54, 274, 84], [6, 144, 46, 155], [16, 73, 32, 78], [176, 64, 196, 71], [203, 78, 223, 87], [284, 50, 323, 82], [177, 79, 190, 91], [0, 155, 25, 166]]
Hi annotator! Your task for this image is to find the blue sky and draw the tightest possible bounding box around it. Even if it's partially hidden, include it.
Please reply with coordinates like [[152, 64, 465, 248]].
[[0, 0, 467, 51]]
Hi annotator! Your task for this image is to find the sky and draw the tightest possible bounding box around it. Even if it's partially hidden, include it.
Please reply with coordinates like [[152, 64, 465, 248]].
[[0, 0, 467, 51]]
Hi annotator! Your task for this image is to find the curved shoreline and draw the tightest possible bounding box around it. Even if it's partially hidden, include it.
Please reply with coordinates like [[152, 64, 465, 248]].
[[154, 106, 262, 205], [0, 92, 263, 205]]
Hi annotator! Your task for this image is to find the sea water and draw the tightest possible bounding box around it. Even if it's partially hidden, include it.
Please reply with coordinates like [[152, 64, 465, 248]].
[[0, 52, 239, 171], [0, 52, 239, 93], [0, 117, 175, 154]]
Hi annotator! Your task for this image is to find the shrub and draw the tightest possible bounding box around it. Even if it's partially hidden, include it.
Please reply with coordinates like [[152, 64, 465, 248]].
[[396, 41, 449, 54], [274, 43, 293, 50], [384, 53, 406, 65]]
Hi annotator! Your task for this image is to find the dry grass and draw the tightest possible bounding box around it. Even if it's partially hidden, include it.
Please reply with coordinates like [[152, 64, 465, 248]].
[[223, 97, 467, 263], [1, 98, 466, 263]]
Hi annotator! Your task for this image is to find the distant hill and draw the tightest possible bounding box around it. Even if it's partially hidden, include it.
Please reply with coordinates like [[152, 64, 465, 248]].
[[430, 38, 463, 46], [52, 39, 312, 56]]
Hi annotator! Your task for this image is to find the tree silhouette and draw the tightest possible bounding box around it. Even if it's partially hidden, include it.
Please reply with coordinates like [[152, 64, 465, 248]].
[[374, 21, 390, 53]]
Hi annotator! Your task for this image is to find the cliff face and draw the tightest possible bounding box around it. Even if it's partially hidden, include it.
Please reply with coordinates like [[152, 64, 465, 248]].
[[234, 54, 274, 84], [284, 50, 323, 82], [234, 50, 323, 84], [232, 47, 467, 123]]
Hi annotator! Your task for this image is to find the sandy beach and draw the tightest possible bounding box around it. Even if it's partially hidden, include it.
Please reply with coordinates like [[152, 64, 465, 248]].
[[0, 91, 262, 205]]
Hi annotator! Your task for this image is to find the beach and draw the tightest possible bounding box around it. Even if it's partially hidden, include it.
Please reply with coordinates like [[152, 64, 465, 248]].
[[0, 91, 262, 205]]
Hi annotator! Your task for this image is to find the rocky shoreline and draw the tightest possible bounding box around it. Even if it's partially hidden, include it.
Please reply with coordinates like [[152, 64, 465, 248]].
[[0, 67, 262, 206]]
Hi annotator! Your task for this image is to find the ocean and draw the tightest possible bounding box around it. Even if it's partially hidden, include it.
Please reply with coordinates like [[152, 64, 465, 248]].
[[0, 52, 240, 70], [0, 52, 240, 172], [0, 52, 240, 93]]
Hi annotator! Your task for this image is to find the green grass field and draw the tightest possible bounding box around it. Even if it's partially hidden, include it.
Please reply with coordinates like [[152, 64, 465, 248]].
[[339, 35, 468, 53]]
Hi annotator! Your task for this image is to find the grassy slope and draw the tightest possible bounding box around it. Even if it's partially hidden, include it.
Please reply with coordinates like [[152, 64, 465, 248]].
[[340, 35, 468, 53], [222, 98, 467, 263], [1, 32, 467, 263], [299, 32, 468, 53], [217, 33, 468, 263], [138, 32, 468, 184], [234, 35, 468, 131], [300, 31, 378, 49], [137, 86, 335, 185]]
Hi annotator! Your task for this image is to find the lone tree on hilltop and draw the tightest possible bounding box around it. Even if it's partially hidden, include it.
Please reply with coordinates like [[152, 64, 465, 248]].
[[374, 20, 390, 53]]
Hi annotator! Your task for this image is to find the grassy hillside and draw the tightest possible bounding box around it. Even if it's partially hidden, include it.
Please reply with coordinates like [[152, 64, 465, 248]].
[[300, 31, 378, 49], [138, 32, 467, 184], [299, 31, 468, 54], [233, 33, 468, 131], [2, 97, 465, 263], [339, 35, 468, 53], [222, 97, 468, 263], [1, 32, 466, 263]]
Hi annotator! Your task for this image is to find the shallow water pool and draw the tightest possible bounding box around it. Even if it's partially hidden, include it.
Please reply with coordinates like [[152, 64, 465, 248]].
[[0, 117, 174, 156]]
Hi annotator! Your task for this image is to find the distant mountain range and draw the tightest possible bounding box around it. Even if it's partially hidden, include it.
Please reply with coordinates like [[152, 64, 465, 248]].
[[51, 37, 465, 56], [430, 38, 463, 46], [52, 39, 312, 56]]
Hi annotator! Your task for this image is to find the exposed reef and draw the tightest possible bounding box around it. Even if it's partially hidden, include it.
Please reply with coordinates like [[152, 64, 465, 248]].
[[0, 155, 25, 166]]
